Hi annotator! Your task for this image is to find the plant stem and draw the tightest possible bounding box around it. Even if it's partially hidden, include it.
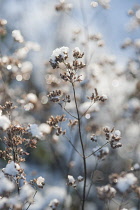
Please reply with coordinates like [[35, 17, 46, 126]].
[[72, 82, 87, 210]]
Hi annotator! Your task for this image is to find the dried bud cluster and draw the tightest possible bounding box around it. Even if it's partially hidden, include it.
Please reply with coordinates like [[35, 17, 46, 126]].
[[62, 94, 71, 103], [48, 90, 62, 102], [68, 119, 78, 127], [47, 115, 66, 136], [90, 134, 97, 142], [3, 124, 36, 162], [50, 46, 69, 69], [0, 101, 15, 114], [73, 47, 84, 59], [47, 115, 66, 127], [97, 185, 116, 200], [103, 126, 122, 149], [50, 47, 85, 83], [87, 89, 108, 102]]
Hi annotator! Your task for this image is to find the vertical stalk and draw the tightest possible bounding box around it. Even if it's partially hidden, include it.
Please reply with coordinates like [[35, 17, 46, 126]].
[[72, 82, 87, 210]]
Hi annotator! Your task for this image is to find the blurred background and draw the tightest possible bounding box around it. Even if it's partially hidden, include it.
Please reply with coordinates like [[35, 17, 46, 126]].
[[0, 0, 140, 209]]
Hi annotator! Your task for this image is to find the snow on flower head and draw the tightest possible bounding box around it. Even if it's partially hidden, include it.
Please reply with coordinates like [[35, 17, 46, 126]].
[[51, 46, 69, 61], [36, 176, 45, 188], [73, 47, 84, 58], [50, 46, 69, 68], [3, 161, 20, 176], [0, 114, 11, 130], [116, 173, 137, 193], [77, 176, 84, 182], [67, 175, 76, 187], [0, 177, 15, 195], [29, 124, 42, 138], [73, 47, 81, 54], [114, 130, 121, 137]]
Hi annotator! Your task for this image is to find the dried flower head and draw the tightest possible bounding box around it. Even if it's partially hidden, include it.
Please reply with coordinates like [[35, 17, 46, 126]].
[[36, 176, 45, 188], [97, 185, 116, 200], [67, 175, 76, 188]]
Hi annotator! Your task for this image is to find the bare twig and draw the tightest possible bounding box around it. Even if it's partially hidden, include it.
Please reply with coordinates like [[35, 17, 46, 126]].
[[72, 82, 87, 210]]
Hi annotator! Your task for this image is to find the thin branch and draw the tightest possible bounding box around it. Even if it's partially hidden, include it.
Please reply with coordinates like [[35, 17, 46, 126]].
[[26, 190, 37, 210], [85, 141, 109, 159], [80, 101, 95, 119], [64, 135, 83, 158], [58, 103, 78, 119], [86, 160, 98, 200], [72, 82, 87, 210]]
